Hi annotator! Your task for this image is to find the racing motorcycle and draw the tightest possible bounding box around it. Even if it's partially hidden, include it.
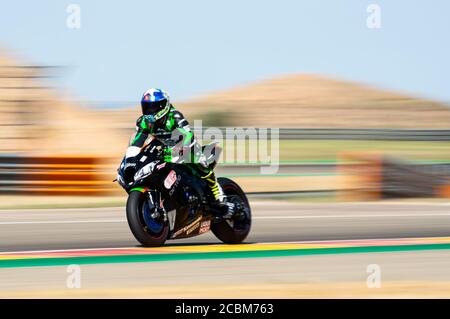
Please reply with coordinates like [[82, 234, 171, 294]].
[[115, 136, 251, 247]]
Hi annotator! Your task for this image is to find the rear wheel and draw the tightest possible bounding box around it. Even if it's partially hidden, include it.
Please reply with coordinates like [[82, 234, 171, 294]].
[[126, 191, 169, 247], [211, 177, 251, 244]]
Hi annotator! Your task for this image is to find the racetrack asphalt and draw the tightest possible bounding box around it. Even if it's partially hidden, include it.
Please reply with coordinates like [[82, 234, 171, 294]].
[[1, 201, 450, 252], [1, 200, 450, 298]]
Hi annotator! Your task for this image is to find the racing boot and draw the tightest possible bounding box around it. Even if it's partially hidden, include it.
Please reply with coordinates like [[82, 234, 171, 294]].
[[200, 170, 235, 219]]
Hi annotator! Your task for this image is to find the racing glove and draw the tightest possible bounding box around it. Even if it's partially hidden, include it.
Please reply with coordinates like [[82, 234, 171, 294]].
[[162, 146, 173, 163], [162, 145, 190, 164]]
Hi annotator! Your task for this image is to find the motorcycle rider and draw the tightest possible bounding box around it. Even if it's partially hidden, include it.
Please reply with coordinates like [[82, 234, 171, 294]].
[[124, 88, 234, 218]]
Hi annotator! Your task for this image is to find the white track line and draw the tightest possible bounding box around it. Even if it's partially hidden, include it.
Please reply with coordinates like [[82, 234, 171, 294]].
[[254, 213, 450, 219], [0, 219, 127, 225], [1, 213, 450, 225]]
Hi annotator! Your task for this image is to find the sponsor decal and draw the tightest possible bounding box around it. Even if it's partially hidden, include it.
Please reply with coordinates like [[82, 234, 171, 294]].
[[186, 222, 200, 235], [164, 170, 177, 189], [199, 220, 211, 234], [156, 162, 166, 170], [169, 175, 181, 196], [173, 216, 202, 237]]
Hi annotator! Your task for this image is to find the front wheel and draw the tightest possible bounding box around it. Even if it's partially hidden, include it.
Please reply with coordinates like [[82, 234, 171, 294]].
[[211, 177, 252, 244], [126, 191, 169, 247]]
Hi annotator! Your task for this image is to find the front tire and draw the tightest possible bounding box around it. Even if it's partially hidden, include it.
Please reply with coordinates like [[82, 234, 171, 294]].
[[211, 177, 251, 244], [126, 191, 169, 247]]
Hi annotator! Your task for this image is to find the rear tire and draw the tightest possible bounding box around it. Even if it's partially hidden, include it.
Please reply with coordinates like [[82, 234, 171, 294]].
[[211, 177, 251, 244], [126, 191, 169, 247]]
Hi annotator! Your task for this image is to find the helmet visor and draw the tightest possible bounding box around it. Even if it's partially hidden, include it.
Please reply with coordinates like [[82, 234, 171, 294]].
[[141, 99, 167, 116]]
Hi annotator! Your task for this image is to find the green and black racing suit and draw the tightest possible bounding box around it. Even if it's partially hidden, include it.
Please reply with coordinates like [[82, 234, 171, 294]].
[[127, 104, 225, 208]]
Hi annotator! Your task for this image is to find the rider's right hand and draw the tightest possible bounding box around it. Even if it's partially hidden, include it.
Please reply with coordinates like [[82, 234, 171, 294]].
[[161, 146, 173, 163]]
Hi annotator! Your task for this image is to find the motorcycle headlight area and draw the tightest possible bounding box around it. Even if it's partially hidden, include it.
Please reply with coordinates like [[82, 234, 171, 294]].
[[116, 173, 125, 187], [134, 161, 158, 182]]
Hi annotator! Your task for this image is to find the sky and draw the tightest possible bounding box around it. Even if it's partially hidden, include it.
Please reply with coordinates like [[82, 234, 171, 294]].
[[1, 0, 449, 106]]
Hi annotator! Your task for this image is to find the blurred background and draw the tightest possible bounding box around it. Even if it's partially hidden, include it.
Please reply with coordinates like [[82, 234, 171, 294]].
[[1, 0, 450, 299], [0, 0, 449, 203]]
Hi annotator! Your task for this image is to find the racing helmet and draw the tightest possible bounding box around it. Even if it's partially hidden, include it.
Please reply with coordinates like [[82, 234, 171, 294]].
[[140, 88, 170, 122]]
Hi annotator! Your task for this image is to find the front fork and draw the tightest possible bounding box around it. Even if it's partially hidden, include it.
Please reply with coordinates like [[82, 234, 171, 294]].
[[146, 190, 167, 223]]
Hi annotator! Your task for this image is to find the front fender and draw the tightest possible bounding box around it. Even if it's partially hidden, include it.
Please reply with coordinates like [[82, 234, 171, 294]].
[[129, 187, 149, 193]]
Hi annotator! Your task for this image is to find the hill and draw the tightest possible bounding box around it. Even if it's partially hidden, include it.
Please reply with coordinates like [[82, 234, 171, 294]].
[[0, 49, 125, 155], [106, 74, 450, 129], [2, 45, 449, 157]]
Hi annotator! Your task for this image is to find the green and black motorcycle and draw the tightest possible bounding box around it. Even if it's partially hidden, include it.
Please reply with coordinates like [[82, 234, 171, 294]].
[[116, 138, 251, 247]]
